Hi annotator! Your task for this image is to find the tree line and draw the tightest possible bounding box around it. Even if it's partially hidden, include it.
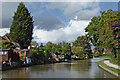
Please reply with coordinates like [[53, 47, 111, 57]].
[[29, 38, 92, 64], [85, 9, 120, 65]]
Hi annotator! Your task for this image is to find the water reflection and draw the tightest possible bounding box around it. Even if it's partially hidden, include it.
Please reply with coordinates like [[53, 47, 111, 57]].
[[2, 58, 117, 78], [2, 68, 29, 78]]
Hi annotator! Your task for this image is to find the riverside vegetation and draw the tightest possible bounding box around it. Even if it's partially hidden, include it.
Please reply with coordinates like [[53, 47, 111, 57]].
[[85, 9, 120, 65]]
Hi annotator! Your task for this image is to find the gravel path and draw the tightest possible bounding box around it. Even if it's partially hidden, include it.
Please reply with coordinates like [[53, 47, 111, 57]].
[[104, 60, 120, 70]]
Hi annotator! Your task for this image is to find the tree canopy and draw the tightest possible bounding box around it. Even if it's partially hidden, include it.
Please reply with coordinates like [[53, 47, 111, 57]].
[[9, 2, 33, 49], [72, 36, 92, 59], [2, 41, 16, 49], [85, 9, 120, 64]]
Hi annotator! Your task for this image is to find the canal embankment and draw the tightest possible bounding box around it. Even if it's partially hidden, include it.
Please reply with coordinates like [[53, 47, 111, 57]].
[[97, 59, 120, 77], [1, 59, 70, 71]]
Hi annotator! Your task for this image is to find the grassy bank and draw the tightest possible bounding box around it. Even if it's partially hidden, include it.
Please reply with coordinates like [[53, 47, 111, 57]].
[[97, 60, 120, 75]]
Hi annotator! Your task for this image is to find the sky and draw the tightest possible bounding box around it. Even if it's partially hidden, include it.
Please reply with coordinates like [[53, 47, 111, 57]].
[[0, 1, 119, 47]]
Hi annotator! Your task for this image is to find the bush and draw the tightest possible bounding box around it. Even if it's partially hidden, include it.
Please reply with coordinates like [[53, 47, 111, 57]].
[[29, 49, 45, 64], [110, 53, 119, 65], [29, 49, 38, 57]]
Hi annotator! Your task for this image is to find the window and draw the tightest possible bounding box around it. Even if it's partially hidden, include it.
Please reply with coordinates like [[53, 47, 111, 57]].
[[21, 51, 24, 54], [0, 51, 2, 55], [4, 52, 7, 55]]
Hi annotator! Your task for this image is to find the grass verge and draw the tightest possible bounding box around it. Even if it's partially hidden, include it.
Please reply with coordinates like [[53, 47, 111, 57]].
[[97, 60, 120, 75]]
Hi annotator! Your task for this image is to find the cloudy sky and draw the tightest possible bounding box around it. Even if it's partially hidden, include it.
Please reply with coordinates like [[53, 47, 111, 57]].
[[0, 1, 118, 44]]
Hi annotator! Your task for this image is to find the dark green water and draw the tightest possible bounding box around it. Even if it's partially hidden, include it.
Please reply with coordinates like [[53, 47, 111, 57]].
[[2, 57, 117, 78]]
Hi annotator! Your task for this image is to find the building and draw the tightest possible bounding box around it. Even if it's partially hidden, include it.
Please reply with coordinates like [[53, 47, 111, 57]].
[[0, 33, 11, 49], [14, 49, 29, 62], [0, 49, 30, 63], [103, 50, 111, 54], [0, 49, 10, 62], [2, 33, 10, 42], [28, 41, 38, 49], [92, 49, 95, 54]]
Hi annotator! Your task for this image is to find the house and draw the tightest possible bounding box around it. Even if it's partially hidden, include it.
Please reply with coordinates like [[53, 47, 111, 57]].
[[92, 49, 95, 54], [28, 41, 38, 49], [0, 49, 10, 62], [103, 50, 111, 54], [52, 53, 65, 61], [0, 49, 30, 63], [0, 33, 11, 49], [14, 49, 29, 62], [2, 33, 10, 42]]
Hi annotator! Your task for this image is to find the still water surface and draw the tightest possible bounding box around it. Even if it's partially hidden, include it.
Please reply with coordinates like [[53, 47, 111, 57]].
[[2, 57, 117, 78]]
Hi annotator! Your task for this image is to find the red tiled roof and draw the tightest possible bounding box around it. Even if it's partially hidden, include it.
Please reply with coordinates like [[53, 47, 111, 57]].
[[2, 33, 10, 41], [30, 41, 37, 45], [92, 49, 95, 53]]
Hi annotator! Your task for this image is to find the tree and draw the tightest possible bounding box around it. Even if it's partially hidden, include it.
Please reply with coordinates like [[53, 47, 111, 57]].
[[63, 43, 71, 56], [45, 41, 53, 53], [85, 9, 120, 64], [9, 2, 33, 49], [71, 46, 84, 57], [40, 43, 44, 47], [2, 41, 16, 49], [72, 36, 92, 59]]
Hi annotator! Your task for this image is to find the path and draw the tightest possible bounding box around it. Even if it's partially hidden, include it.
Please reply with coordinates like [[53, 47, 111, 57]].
[[104, 60, 120, 70]]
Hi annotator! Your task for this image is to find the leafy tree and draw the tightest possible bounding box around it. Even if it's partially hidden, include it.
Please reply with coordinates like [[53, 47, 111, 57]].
[[29, 49, 45, 64], [63, 43, 71, 56], [72, 36, 92, 59], [45, 41, 53, 53], [71, 46, 84, 58], [40, 43, 44, 47], [9, 2, 33, 49], [2, 41, 16, 49], [85, 9, 120, 64]]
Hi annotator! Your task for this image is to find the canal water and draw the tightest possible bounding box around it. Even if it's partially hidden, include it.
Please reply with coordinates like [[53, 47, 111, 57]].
[[2, 57, 117, 78]]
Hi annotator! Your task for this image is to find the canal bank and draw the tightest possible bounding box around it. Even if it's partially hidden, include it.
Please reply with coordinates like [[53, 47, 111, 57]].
[[97, 60, 120, 78], [2, 58, 71, 71]]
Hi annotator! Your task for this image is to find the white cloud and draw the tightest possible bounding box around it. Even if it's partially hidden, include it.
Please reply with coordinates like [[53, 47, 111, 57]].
[[33, 18, 90, 43], [46, 2, 100, 20], [0, 28, 10, 36], [0, 18, 90, 43]]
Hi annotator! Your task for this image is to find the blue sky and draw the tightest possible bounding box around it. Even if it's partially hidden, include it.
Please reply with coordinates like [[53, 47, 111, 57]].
[[100, 2, 118, 11], [0, 2, 119, 46], [26, 2, 118, 24]]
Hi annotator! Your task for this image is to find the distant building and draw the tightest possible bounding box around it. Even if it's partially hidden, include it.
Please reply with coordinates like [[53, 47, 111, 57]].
[[92, 49, 95, 54], [28, 41, 38, 49], [103, 50, 111, 54]]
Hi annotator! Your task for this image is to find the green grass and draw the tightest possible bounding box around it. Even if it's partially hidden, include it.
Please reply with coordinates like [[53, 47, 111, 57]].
[[99, 56, 111, 58], [97, 60, 120, 75]]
